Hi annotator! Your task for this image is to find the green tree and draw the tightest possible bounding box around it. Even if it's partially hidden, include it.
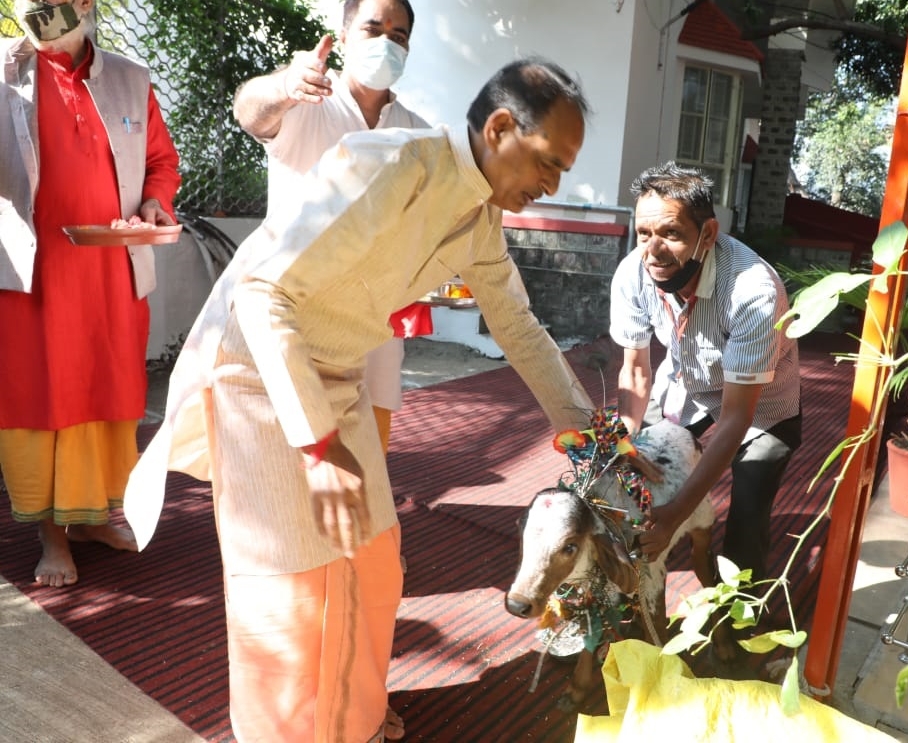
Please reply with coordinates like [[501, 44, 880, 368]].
[[135, 0, 335, 216], [736, 0, 907, 100], [717, 1, 906, 230], [835, 0, 908, 100], [793, 68, 893, 217]]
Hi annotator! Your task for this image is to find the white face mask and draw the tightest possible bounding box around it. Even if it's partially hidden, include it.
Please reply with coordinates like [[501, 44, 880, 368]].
[[345, 36, 408, 91]]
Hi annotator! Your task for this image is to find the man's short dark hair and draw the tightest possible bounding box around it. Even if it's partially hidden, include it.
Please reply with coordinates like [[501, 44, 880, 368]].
[[343, 0, 415, 33], [630, 161, 716, 227], [466, 58, 589, 135]]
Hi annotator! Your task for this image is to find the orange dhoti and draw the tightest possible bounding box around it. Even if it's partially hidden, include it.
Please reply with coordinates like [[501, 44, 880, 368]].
[[224, 525, 403, 743]]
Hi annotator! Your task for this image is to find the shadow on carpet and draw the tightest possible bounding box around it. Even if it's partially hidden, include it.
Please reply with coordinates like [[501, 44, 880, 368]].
[[0, 333, 856, 742]]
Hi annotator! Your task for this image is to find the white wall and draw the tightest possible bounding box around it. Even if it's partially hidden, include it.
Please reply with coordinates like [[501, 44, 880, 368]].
[[619, 1, 676, 208], [146, 218, 266, 360], [314, 0, 644, 206], [147, 1, 763, 356], [311, 0, 765, 217], [147, 233, 214, 360]]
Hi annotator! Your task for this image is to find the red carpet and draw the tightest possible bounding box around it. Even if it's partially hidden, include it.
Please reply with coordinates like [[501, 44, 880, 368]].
[[0, 333, 857, 742]]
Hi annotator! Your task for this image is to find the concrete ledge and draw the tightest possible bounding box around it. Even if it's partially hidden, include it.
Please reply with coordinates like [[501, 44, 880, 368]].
[[427, 306, 504, 359], [0, 579, 205, 743]]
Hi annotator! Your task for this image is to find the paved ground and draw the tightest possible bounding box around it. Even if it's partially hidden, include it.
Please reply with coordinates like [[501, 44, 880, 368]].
[[3, 335, 908, 741], [0, 580, 205, 743]]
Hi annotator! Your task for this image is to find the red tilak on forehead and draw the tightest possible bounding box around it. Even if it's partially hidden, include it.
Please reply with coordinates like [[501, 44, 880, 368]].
[[540, 495, 554, 509]]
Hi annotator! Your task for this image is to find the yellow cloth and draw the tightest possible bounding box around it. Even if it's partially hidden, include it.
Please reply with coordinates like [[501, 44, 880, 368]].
[[575, 640, 896, 742], [0, 421, 138, 523], [372, 405, 392, 455]]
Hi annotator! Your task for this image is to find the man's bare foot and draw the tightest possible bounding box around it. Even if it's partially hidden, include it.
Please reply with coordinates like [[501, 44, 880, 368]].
[[67, 523, 138, 552], [384, 707, 404, 741], [36, 521, 78, 587]]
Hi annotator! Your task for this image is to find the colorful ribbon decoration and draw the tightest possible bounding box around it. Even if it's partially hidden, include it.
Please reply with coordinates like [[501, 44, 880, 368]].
[[552, 405, 653, 516]]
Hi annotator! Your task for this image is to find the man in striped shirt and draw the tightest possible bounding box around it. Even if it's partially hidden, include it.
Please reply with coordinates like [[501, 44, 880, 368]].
[[609, 161, 801, 586]]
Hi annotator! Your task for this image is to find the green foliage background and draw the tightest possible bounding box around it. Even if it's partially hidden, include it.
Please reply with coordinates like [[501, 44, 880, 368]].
[[133, 0, 335, 216], [792, 69, 893, 218], [0, 0, 335, 216], [835, 0, 908, 100]]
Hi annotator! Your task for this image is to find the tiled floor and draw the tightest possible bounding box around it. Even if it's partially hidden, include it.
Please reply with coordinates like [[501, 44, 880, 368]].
[[833, 472, 908, 741]]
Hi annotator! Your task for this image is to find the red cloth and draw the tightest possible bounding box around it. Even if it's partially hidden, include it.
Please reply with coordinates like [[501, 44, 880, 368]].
[[0, 44, 180, 430], [390, 302, 433, 338]]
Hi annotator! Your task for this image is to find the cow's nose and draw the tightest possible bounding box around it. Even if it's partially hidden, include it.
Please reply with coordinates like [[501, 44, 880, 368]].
[[504, 593, 534, 618]]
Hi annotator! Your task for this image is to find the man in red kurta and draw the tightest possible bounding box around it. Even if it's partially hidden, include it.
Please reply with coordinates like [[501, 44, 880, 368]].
[[0, 0, 180, 586]]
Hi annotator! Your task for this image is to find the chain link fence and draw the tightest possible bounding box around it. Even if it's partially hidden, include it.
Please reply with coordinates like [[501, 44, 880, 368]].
[[2, 1, 333, 218]]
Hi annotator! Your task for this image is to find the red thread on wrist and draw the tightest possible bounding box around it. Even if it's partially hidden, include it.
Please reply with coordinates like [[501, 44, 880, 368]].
[[301, 429, 338, 469]]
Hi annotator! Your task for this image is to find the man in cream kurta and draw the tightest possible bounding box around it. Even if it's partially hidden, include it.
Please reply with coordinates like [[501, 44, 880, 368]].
[[233, 2, 432, 442], [126, 58, 595, 742]]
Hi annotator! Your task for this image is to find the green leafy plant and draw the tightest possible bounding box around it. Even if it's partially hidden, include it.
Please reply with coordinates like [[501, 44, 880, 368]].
[[661, 220, 908, 714], [134, 0, 337, 217], [777, 262, 908, 353]]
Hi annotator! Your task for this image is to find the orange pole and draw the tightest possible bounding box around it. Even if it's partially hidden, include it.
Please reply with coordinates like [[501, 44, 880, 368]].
[[803, 42, 908, 697]]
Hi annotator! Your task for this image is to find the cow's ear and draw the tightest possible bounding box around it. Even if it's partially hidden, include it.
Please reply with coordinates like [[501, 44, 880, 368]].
[[591, 529, 637, 595]]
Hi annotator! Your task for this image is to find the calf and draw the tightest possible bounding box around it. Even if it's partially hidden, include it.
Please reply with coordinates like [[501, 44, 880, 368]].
[[505, 418, 732, 712]]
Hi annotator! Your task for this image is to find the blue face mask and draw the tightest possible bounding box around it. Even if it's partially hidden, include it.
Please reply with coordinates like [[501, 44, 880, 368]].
[[346, 36, 408, 91], [17, 0, 81, 42]]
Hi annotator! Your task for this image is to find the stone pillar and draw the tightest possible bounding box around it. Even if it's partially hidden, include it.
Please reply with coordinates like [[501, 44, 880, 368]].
[[748, 47, 804, 231]]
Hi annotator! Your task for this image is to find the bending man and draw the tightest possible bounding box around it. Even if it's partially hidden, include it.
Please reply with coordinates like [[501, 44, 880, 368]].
[[126, 57, 596, 743], [610, 161, 801, 586]]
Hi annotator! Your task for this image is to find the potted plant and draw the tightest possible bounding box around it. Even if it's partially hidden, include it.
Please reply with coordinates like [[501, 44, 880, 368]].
[[888, 430, 908, 517], [659, 220, 908, 712]]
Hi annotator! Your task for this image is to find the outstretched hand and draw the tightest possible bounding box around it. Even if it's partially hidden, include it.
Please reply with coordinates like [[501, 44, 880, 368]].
[[303, 437, 371, 557], [284, 34, 334, 103]]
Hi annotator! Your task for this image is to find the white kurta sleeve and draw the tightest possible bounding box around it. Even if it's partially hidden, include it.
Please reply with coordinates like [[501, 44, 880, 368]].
[[460, 228, 594, 433]]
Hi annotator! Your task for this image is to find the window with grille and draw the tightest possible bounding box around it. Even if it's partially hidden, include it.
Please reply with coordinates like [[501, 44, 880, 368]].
[[677, 65, 741, 208]]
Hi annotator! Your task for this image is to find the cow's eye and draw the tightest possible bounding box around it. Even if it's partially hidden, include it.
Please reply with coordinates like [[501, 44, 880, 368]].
[[562, 543, 578, 556]]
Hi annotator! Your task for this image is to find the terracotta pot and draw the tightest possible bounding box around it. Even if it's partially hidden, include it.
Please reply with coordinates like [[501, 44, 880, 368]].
[[887, 438, 908, 517]]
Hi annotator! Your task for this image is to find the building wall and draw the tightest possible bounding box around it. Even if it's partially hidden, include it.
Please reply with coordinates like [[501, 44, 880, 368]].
[[503, 219, 627, 340], [622, 1, 687, 202], [147, 216, 628, 357], [313, 0, 665, 206]]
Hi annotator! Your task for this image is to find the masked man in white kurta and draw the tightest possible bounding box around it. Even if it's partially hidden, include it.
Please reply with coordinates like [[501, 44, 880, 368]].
[[232, 0, 431, 455], [125, 58, 595, 743]]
